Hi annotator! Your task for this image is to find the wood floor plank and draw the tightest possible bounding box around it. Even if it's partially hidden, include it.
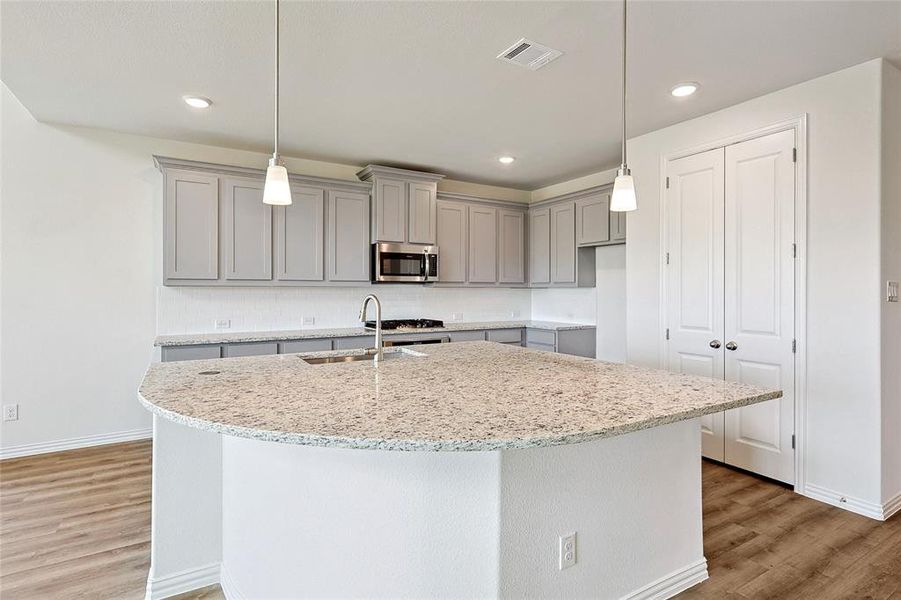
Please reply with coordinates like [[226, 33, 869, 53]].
[[2, 442, 899, 599]]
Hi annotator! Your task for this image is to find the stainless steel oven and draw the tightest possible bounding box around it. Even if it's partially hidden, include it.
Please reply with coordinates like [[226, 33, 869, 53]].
[[371, 243, 439, 283]]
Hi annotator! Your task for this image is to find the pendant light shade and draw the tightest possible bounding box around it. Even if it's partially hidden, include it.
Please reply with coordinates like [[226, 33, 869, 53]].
[[610, 0, 637, 213], [263, 0, 292, 206]]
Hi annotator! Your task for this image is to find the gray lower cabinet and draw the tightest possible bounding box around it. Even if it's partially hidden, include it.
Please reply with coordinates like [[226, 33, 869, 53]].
[[498, 209, 525, 284], [525, 328, 557, 347], [550, 202, 576, 284], [486, 328, 523, 345], [334, 336, 376, 350], [408, 181, 437, 244], [436, 200, 468, 283], [223, 342, 278, 357], [164, 169, 219, 281], [468, 206, 498, 283], [223, 178, 273, 281], [576, 192, 611, 246], [161, 345, 223, 362], [446, 330, 486, 342], [275, 186, 325, 281], [328, 190, 370, 282], [279, 339, 333, 353], [526, 342, 556, 352], [529, 208, 551, 285]]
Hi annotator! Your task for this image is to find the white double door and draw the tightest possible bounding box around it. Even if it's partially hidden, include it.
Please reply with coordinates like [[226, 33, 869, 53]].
[[666, 129, 796, 485]]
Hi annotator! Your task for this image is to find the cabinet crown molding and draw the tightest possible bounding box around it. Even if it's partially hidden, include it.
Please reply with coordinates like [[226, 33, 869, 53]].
[[436, 191, 529, 211], [529, 183, 613, 210], [356, 164, 445, 183], [153, 156, 372, 193]]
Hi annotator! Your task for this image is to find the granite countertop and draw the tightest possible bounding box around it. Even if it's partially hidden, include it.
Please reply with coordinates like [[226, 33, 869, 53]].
[[138, 341, 781, 452], [153, 320, 595, 347]]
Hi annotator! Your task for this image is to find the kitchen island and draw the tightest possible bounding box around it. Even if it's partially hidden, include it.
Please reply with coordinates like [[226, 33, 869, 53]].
[[139, 342, 780, 599]]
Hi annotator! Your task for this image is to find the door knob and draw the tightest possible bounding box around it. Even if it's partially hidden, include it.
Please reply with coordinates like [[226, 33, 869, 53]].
[[725, 341, 738, 351], [709, 340, 721, 349]]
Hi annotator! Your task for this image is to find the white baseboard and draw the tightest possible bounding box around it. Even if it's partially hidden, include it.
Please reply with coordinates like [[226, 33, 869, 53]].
[[803, 483, 886, 520], [621, 558, 708, 600], [882, 491, 901, 521], [219, 563, 245, 600], [0, 427, 152, 460], [144, 562, 220, 600]]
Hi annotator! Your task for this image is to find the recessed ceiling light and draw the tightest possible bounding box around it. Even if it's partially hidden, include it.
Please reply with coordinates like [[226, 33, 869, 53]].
[[498, 156, 516, 164], [183, 96, 212, 109], [670, 83, 699, 98]]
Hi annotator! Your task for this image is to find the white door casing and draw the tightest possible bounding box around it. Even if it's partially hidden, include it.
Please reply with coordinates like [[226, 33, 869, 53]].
[[723, 129, 796, 484], [665, 148, 727, 462]]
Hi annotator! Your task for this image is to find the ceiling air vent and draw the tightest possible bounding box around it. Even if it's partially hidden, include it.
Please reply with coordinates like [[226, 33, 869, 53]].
[[496, 38, 563, 71]]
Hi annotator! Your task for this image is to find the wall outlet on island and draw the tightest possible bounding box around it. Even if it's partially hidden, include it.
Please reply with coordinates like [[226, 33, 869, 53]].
[[558, 532, 576, 570], [214, 319, 231, 330], [3, 404, 19, 422], [302, 316, 315, 326]]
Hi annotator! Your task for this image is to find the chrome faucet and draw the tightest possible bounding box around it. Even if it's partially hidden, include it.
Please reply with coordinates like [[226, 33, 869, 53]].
[[358, 294, 383, 364]]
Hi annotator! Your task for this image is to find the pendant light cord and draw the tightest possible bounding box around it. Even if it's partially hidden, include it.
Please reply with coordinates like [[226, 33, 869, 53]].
[[621, 0, 627, 169], [274, 0, 280, 159]]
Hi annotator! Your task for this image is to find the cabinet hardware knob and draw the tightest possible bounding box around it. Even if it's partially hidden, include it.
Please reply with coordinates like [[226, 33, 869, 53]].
[[726, 341, 738, 351], [709, 340, 721, 349]]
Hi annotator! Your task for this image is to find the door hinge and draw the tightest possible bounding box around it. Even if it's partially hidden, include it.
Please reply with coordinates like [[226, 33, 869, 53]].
[[665, 328, 670, 340], [791, 243, 797, 258], [791, 434, 796, 449], [792, 148, 797, 163], [665, 252, 670, 265], [665, 176, 670, 189], [792, 339, 796, 353]]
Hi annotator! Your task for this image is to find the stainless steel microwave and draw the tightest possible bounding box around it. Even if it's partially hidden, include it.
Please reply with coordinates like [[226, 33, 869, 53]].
[[371, 243, 439, 283]]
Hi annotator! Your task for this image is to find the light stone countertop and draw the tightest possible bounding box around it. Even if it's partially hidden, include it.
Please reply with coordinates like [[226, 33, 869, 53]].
[[153, 320, 595, 347], [138, 341, 781, 452]]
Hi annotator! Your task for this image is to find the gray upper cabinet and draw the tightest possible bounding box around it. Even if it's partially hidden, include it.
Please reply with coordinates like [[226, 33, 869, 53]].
[[373, 177, 407, 243], [529, 208, 551, 285], [550, 202, 576, 284], [436, 199, 468, 283], [468, 206, 498, 283], [223, 178, 272, 281], [328, 189, 370, 282], [611, 210, 627, 242], [275, 185, 325, 281], [165, 169, 219, 280], [576, 192, 611, 246], [498, 209, 525, 284], [408, 182, 437, 244]]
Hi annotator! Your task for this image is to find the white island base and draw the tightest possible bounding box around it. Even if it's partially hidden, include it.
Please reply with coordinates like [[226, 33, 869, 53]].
[[147, 416, 708, 600]]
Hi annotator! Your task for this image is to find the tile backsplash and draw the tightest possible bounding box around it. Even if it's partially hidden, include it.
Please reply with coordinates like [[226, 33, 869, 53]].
[[156, 286, 533, 334]]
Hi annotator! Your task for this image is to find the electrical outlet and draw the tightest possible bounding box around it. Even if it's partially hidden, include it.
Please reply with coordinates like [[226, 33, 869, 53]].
[[452, 313, 463, 321], [302, 316, 315, 326], [887, 281, 899, 302], [511, 310, 521, 318], [559, 532, 576, 570], [214, 319, 231, 330], [3, 404, 19, 422]]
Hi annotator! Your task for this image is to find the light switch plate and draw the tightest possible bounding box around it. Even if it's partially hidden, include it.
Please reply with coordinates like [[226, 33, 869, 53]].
[[302, 316, 315, 326], [888, 281, 899, 303], [214, 319, 231, 330]]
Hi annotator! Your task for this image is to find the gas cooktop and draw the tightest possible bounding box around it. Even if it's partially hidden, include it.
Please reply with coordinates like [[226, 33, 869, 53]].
[[364, 318, 445, 331]]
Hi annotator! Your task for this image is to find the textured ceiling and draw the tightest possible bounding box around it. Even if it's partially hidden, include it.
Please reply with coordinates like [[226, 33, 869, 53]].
[[2, 0, 899, 188]]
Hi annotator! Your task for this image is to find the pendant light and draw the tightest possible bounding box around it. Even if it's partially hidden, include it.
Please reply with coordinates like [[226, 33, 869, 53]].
[[611, 0, 637, 212], [263, 0, 292, 206]]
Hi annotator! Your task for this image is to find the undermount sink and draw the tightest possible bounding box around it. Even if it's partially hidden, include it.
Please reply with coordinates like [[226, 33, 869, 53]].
[[301, 351, 417, 365]]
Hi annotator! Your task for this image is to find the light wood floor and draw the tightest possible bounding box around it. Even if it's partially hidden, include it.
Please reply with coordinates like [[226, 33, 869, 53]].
[[1, 442, 898, 599]]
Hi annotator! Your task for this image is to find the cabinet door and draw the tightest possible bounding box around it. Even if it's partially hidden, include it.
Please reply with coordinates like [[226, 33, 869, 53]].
[[576, 192, 611, 246], [223, 342, 278, 357], [529, 208, 550, 285], [275, 186, 325, 281], [498, 209, 525, 284], [468, 206, 497, 283], [161, 345, 222, 362], [328, 190, 370, 282], [373, 178, 407, 242], [223, 178, 272, 281], [550, 202, 576, 284], [165, 170, 219, 280], [408, 182, 437, 244], [611, 210, 627, 242], [436, 200, 467, 283]]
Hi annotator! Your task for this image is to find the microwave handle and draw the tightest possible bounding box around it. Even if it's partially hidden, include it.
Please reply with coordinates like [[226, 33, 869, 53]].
[[422, 249, 429, 282]]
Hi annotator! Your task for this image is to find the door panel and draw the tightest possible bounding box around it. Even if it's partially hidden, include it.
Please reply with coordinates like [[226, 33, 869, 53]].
[[550, 202, 576, 284], [724, 129, 795, 484], [665, 148, 726, 461], [375, 178, 406, 242], [328, 190, 370, 282], [468, 207, 497, 283], [498, 210, 525, 283], [275, 186, 325, 281], [223, 178, 272, 281], [436, 200, 467, 283], [165, 171, 219, 280], [529, 208, 551, 285], [408, 182, 437, 244]]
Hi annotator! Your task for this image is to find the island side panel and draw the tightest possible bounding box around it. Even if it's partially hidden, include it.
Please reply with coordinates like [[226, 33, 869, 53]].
[[220, 437, 502, 599], [147, 416, 222, 598], [498, 418, 706, 599]]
